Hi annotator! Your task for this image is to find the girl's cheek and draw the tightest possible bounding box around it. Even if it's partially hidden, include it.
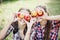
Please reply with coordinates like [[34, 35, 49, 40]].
[[18, 19, 25, 24], [37, 17, 42, 22]]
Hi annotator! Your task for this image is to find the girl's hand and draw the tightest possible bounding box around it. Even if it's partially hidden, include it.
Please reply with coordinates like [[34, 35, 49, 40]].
[[24, 17, 37, 40], [24, 17, 37, 30]]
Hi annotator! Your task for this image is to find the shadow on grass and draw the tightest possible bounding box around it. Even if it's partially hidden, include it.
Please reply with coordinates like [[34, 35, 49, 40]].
[[3, 0, 18, 1], [0, 0, 19, 4]]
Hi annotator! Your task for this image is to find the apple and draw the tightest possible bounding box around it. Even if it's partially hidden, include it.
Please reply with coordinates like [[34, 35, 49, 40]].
[[20, 14, 24, 19], [24, 15, 31, 22], [17, 13, 24, 19], [17, 13, 20, 17], [37, 11, 44, 16], [31, 11, 37, 17]]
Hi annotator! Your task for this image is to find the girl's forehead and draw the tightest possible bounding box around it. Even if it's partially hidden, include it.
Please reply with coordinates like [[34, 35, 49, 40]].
[[36, 7, 43, 10], [35, 7, 48, 16], [20, 10, 29, 15], [35, 7, 45, 12]]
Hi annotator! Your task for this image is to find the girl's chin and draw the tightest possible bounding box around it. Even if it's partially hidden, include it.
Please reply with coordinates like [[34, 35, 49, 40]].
[[38, 19, 43, 22]]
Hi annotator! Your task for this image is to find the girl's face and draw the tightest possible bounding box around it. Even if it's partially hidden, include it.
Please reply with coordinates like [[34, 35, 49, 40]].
[[17, 9, 30, 25], [35, 7, 48, 22]]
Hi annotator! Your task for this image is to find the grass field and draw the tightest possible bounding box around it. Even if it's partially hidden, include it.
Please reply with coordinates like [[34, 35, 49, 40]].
[[0, 0, 60, 40]]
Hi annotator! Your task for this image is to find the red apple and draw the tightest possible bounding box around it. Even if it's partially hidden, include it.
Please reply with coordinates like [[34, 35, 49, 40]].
[[17, 13, 20, 18], [37, 11, 44, 16], [24, 15, 31, 22]]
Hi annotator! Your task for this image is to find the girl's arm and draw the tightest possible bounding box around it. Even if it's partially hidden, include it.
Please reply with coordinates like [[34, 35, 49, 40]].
[[0, 14, 16, 40], [24, 18, 36, 40], [24, 26, 31, 40], [43, 15, 60, 20], [24, 22, 32, 40], [0, 21, 13, 40]]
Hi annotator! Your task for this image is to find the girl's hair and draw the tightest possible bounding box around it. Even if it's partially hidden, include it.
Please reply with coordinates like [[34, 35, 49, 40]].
[[36, 5, 52, 40], [36, 5, 49, 15], [11, 21, 19, 34], [18, 8, 31, 14], [18, 8, 31, 35]]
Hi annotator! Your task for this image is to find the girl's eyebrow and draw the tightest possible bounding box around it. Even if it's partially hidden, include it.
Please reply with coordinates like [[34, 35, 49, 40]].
[[20, 10, 29, 14]]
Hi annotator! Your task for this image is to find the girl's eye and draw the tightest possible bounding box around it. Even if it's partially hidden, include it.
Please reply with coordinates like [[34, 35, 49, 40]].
[[24, 15, 31, 22]]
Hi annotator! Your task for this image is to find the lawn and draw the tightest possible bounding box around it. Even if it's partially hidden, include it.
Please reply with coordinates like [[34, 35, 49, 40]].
[[0, 0, 60, 40]]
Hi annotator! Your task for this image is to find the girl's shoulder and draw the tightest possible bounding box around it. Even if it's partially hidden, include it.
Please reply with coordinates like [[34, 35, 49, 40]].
[[51, 20, 60, 26]]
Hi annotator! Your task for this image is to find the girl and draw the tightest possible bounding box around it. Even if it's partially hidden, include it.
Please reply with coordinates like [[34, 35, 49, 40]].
[[18, 6, 60, 40], [0, 8, 34, 40], [29, 5, 60, 40]]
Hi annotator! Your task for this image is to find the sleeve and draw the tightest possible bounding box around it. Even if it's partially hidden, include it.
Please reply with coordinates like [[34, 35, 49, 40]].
[[30, 30, 37, 40], [11, 21, 18, 34], [4, 21, 18, 39], [30, 22, 39, 40], [54, 20, 60, 27], [50, 20, 59, 40], [4, 25, 14, 39]]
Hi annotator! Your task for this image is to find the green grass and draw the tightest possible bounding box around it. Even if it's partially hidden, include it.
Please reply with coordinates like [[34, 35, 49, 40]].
[[0, 0, 60, 40]]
